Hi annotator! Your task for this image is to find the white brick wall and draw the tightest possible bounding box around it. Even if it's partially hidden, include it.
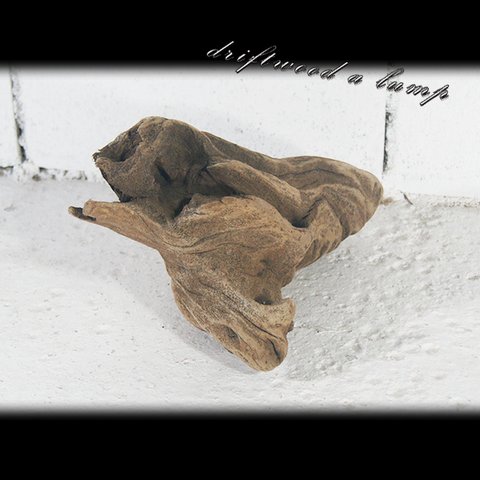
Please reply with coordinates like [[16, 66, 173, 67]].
[[383, 67, 480, 199], [4, 67, 480, 199], [15, 67, 386, 180], [0, 68, 19, 167]]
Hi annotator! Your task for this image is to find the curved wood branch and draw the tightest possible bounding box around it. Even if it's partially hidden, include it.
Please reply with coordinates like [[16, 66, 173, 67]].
[[69, 117, 383, 371]]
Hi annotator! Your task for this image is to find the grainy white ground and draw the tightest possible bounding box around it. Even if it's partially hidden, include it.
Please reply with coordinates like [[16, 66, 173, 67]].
[[1, 176, 480, 411]]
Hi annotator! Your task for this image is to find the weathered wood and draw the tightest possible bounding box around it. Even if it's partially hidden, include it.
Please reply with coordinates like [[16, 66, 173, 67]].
[[69, 117, 383, 371]]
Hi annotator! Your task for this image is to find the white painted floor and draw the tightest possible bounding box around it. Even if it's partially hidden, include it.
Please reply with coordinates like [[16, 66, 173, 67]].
[[1, 177, 479, 411]]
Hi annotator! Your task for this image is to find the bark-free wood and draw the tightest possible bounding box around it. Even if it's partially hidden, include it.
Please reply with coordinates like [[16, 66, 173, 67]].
[[69, 117, 383, 371]]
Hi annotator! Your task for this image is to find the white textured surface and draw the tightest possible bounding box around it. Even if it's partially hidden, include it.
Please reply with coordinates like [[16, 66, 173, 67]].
[[1, 177, 480, 410], [384, 67, 480, 199], [15, 67, 386, 179], [0, 69, 18, 167]]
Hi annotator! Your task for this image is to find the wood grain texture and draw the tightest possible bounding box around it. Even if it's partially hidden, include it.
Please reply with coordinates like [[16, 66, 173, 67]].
[[69, 117, 383, 371]]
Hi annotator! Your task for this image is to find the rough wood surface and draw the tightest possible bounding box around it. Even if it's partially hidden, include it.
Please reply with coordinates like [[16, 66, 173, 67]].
[[69, 117, 383, 371]]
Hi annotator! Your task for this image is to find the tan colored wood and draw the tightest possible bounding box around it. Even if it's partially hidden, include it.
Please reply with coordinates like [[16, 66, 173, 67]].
[[69, 117, 383, 371]]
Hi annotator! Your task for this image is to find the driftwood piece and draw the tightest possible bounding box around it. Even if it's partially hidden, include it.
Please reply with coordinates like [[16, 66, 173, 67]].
[[69, 117, 383, 371]]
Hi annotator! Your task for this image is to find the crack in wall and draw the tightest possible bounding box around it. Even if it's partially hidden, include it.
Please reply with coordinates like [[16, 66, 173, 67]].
[[382, 62, 396, 177], [0, 165, 14, 176], [383, 105, 392, 174], [9, 67, 27, 164]]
